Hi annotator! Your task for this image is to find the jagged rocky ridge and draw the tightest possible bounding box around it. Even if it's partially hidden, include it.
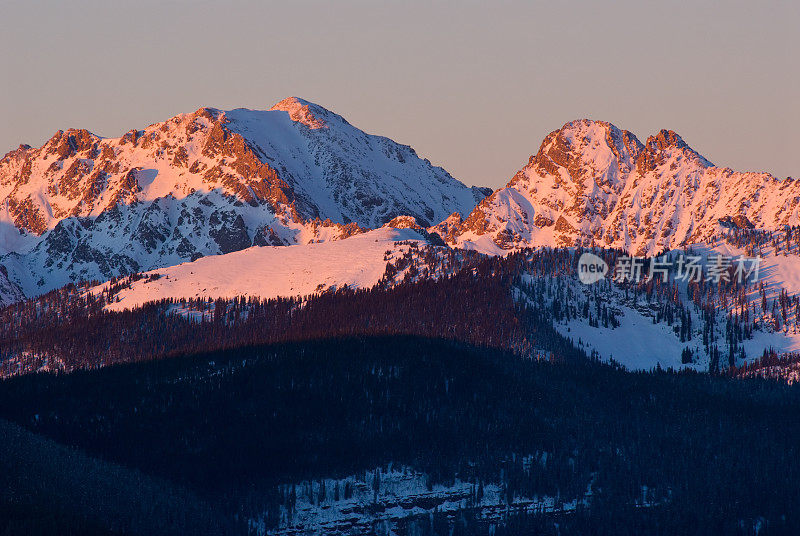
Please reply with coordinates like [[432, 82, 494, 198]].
[[443, 119, 800, 254], [0, 97, 487, 296]]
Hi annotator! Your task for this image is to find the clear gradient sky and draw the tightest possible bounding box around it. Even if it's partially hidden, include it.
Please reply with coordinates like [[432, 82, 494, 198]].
[[1, 0, 797, 188]]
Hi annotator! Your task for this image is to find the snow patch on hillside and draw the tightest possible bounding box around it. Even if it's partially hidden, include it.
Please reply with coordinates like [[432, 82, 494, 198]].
[[95, 228, 425, 311], [251, 464, 595, 536], [558, 303, 699, 371], [533, 240, 800, 371]]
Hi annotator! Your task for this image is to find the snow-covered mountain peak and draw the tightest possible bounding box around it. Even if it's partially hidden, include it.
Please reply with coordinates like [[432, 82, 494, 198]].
[[447, 119, 798, 255], [0, 99, 487, 298], [522, 119, 643, 190], [220, 101, 487, 228], [268, 96, 332, 129]]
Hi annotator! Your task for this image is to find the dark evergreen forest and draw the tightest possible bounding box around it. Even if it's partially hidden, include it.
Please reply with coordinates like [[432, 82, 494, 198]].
[[1, 335, 800, 535]]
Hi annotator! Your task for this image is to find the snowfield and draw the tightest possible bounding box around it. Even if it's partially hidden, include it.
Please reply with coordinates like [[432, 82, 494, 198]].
[[95, 227, 426, 311]]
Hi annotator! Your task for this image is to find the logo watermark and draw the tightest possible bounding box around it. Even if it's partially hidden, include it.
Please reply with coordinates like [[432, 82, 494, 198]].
[[577, 253, 762, 285], [577, 253, 609, 285]]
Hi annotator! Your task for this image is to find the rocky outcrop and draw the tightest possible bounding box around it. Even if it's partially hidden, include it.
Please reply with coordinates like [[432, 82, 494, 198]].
[[385, 215, 423, 230]]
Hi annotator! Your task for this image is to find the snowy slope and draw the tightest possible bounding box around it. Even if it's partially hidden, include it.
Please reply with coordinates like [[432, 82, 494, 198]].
[[92, 227, 426, 311], [552, 284, 800, 372], [0, 98, 486, 298], [0, 267, 23, 307], [229, 98, 487, 228], [447, 119, 800, 255], [528, 237, 800, 371]]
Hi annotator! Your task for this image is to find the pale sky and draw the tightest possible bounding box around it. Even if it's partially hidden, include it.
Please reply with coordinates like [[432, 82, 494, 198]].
[[1, 0, 797, 188]]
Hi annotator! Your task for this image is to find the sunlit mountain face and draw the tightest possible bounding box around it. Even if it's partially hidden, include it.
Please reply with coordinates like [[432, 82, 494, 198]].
[[0, 97, 487, 297], [2, 104, 800, 535]]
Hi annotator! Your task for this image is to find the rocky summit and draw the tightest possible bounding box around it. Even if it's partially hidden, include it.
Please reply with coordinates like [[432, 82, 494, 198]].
[[445, 119, 800, 255]]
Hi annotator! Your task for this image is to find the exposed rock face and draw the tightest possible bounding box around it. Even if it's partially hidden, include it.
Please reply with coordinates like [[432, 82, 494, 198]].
[[385, 215, 423, 230], [270, 97, 329, 129], [429, 212, 464, 244], [208, 212, 251, 254], [0, 107, 296, 238], [718, 215, 755, 230], [0, 98, 487, 298], [447, 119, 800, 254]]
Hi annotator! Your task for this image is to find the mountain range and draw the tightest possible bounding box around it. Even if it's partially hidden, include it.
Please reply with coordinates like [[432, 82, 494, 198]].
[[1, 98, 798, 306], [3, 97, 800, 535], [0, 97, 487, 297]]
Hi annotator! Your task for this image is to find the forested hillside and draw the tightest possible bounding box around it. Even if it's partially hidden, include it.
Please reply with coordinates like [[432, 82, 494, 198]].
[[1, 336, 800, 534], [4, 228, 800, 377]]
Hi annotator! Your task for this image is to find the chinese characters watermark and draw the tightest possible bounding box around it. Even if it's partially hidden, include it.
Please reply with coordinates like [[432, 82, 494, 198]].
[[613, 254, 761, 284], [577, 252, 762, 285]]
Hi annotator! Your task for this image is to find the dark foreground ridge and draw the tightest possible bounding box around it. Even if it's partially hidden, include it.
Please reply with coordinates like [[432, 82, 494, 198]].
[[1, 335, 800, 535]]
